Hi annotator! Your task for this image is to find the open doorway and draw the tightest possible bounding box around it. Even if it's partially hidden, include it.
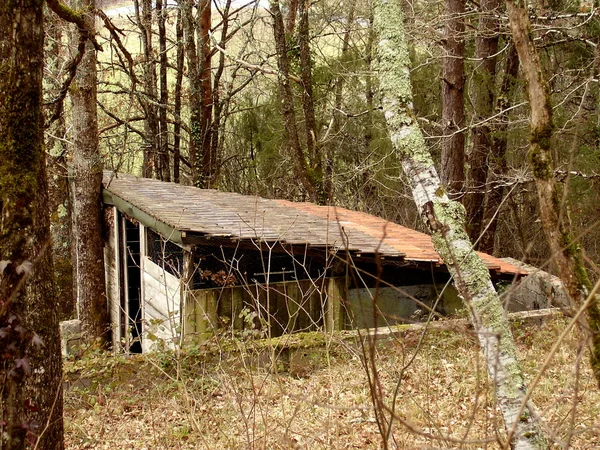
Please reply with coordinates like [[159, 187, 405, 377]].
[[121, 216, 142, 353]]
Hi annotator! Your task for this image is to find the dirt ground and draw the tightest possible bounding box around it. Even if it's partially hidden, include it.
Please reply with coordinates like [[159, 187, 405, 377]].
[[64, 318, 600, 449]]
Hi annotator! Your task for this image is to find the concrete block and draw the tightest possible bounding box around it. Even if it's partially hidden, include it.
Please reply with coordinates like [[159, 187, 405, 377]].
[[60, 319, 82, 357]]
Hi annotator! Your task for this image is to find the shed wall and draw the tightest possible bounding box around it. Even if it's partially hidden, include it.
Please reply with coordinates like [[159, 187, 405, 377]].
[[103, 206, 122, 350], [186, 278, 339, 340], [142, 257, 182, 351]]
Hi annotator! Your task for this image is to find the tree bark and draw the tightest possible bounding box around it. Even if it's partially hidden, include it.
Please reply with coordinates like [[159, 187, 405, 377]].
[[440, 0, 466, 198], [180, 0, 214, 187], [135, 0, 159, 178], [506, 0, 600, 386], [46, 14, 75, 320], [209, 0, 233, 186], [157, 0, 171, 181], [466, 0, 500, 243], [374, 0, 548, 447], [198, 0, 214, 187], [70, 0, 110, 345], [285, 0, 298, 34], [173, 4, 184, 183], [0, 1, 64, 448], [180, 0, 201, 183], [270, 0, 316, 199], [327, 0, 356, 203], [298, 0, 325, 204], [479, 44, 520, 253]]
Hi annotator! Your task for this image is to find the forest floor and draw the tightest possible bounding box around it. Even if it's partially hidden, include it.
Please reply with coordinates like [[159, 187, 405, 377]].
[[63, 317, 600, 449]]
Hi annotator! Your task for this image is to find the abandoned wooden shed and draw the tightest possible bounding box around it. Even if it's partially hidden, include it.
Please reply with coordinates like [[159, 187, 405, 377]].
[[102, 172, 525, 353]]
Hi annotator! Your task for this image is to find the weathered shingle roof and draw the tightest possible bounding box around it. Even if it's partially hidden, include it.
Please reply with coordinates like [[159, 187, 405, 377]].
[[102, 172, 524, 276]]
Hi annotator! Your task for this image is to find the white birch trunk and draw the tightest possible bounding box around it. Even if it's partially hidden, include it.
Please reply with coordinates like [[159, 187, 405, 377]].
[[374, 0, 548, 447]]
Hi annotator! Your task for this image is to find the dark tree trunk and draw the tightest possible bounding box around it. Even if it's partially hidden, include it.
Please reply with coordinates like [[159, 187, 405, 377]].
[[45, 14, 75, 320], [135, 0, 159, 178], [328, 0, 356, 203], [173, 5, 184, 183], [441, 0, 466, 198], [270, 0, 315, 199], [285, 0, 298, 34], [298, 0, 325, 203], [209, 0, 232, 183], [361, 12, 376, 207], [181, 0, 203, 184], [466, 0, 501, 244], [70, 0, 110, 345], [479, 45, 519, 253], [198, 0, 214, 187], [0, 1, 64, 448], [157, 0, 171, 181]]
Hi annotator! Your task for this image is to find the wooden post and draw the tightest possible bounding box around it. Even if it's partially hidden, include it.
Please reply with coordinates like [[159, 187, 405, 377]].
[[138, 224, 146, 352], [325, 277, 344, 332], [195, 290, 218, 341], [106, 206, 121, 349], [231, 287, 244, 330], [181, 249, 195, 343], [286, 282, 300, 332]]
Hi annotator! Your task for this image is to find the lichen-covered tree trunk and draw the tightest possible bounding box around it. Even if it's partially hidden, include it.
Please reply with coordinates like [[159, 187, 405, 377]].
[[465, 0, 500, 243], [70, 0, 109, 345], [440, 0, 465, 198], [506, 0, 600, 386], [374, 0, 548, 447], [0, 1, 64, 447]]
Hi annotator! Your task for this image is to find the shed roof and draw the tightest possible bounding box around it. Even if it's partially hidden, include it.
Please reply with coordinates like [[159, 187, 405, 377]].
[[102, 172, 524, 277]]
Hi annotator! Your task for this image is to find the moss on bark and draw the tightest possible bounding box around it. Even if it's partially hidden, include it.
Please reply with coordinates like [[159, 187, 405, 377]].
[[1, 1, 64, 447], [375, 0, 549, 446]]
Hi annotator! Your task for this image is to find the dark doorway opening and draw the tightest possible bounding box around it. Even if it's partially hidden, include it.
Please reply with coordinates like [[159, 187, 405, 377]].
[[124, 218, 142, 353]]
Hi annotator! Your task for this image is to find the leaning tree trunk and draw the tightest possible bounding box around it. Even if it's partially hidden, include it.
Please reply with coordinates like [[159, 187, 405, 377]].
[[0, 1, 64, 448], [70, 0, 110, 345], [374, 0, 548, 447], [440, 0, 465, 198], [506, 0, 600, 386]]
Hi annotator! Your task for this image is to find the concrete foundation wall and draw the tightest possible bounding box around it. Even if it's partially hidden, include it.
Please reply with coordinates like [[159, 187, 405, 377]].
[[501, 257, 569, 311]]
